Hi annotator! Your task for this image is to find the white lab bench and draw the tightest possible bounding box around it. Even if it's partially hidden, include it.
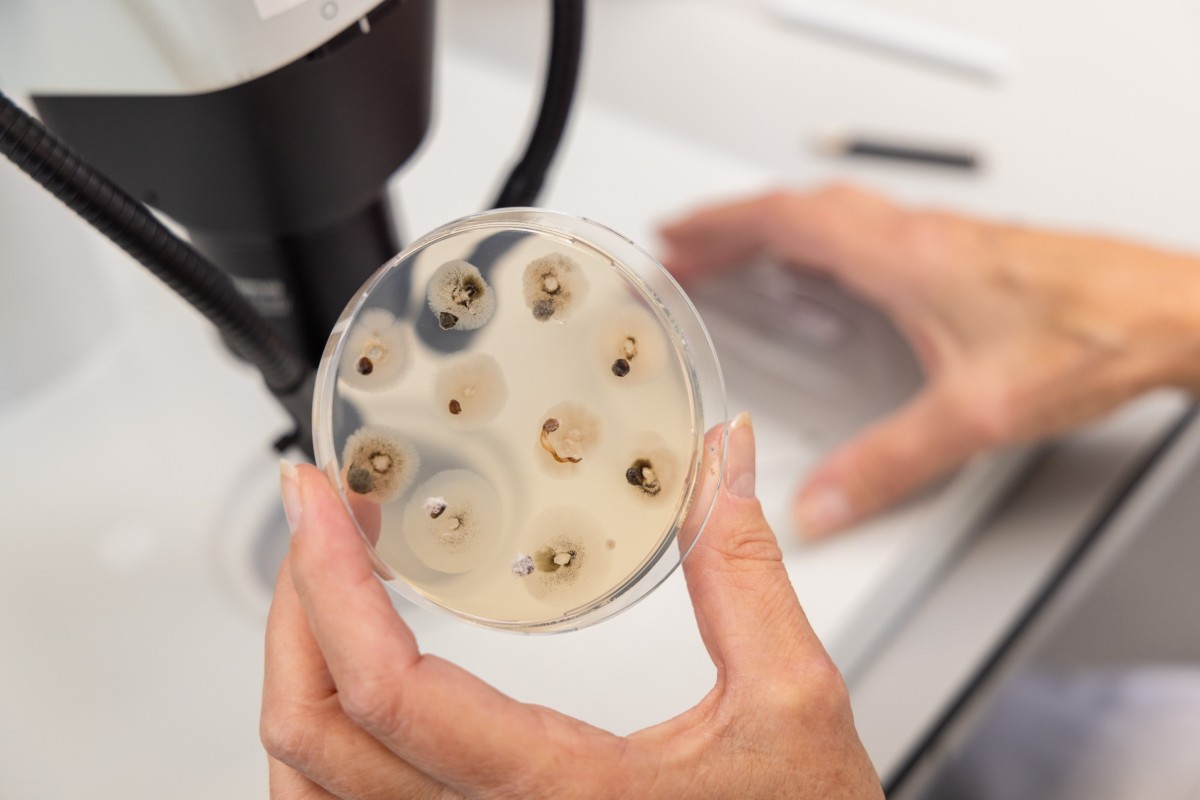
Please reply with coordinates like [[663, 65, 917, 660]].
[[1, 1, 1198, 796]]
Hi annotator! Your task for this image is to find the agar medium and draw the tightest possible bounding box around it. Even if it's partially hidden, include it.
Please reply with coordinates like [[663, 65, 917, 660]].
[[313, 209, 727, 632]]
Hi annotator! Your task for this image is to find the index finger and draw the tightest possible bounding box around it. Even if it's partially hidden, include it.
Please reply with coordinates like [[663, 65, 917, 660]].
[[658, 185, 908, 302], [287, 464, 620, 795]]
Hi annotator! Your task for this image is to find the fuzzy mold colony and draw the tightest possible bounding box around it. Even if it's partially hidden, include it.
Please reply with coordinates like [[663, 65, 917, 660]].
[[317, 214, 708, 630]]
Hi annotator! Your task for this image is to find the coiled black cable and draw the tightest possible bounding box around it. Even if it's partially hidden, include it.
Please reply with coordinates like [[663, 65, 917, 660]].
[[493, 0, 585, 208], [0, 89, 310, 394]]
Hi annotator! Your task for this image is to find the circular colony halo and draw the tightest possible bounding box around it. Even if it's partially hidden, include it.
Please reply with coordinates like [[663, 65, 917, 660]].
[[313, 209, 728, 633]]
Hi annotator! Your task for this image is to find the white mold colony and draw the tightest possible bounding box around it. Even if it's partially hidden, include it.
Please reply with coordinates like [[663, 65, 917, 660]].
[[338, 308, 411, 392], [333, 230, 697, 627]]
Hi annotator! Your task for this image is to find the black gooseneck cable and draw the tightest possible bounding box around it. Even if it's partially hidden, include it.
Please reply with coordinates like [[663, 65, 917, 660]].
[[0, 92, 308, 394], [494, 0, 585, 209], [0, 0, 585, 456], [0, 88, 319, 451]]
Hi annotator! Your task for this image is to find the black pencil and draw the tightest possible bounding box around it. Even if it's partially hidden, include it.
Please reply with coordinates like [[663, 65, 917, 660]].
[[816, 132, 980, 170]]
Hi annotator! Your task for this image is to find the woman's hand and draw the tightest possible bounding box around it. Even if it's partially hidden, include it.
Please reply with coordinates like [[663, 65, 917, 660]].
[[661, 185, 1200, 538], [261, 415, 882, 799]]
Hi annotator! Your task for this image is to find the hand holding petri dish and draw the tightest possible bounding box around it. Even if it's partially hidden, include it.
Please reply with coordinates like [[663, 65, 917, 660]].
[[313, 209, 727, 632]]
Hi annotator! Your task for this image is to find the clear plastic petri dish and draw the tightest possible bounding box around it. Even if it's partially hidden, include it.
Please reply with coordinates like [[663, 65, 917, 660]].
[[313, 208, 727, 632]]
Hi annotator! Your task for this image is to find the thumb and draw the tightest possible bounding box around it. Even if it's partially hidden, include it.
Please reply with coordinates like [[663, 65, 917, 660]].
[[682, 413, 828, 685], [794, 381, 981, 538]]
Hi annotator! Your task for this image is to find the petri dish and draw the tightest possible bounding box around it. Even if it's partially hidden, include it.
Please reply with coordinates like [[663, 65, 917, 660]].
[[313, 208, 727, 632]]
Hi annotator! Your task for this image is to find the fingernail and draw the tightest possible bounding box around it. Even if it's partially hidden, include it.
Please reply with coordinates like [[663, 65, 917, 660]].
[[725, 411, 756, 498], [657, 247, 679, 272], [279, 459, 302, 534], [795, 485, 851, 538]]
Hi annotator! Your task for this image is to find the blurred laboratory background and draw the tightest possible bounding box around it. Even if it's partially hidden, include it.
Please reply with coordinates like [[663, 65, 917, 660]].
[[2, 0, 1199, 797]]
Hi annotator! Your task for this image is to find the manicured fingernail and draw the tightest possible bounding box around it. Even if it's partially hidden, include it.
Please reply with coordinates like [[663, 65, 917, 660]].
[[725, 411, 756, 499], [279, 459, 302, 534], [795, 485, 851, 538]]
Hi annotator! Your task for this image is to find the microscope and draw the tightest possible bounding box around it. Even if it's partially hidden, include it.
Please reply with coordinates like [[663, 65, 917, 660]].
[[0, 0, 582, 453]]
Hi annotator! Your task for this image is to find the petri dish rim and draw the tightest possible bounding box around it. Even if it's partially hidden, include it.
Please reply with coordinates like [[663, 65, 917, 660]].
[[313, 207, 728, 633]]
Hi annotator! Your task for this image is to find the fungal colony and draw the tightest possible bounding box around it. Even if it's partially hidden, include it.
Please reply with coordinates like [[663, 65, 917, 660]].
[[434, 352, 508, 429], [595, 306, 668, 383], [341, 426, 419, 504], [522, 253, 589, 322], [402, 470, 501, 574], [517, 507, 611, 609], [339, 308, 410, 392], [427, 260, 496, 331], [535, 401, 602, 474]]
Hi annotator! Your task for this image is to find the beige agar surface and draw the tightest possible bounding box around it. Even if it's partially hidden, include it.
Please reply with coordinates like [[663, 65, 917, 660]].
[[339, 227, 697, 624]]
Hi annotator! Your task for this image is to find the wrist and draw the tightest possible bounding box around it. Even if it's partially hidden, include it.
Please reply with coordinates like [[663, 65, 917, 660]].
[[1123, 244, 1200, 396], [992, 225, 1200, 396]]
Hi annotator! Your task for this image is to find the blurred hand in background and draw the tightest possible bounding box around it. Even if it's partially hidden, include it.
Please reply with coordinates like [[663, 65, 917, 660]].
[[662, 185, 1200, 538]]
